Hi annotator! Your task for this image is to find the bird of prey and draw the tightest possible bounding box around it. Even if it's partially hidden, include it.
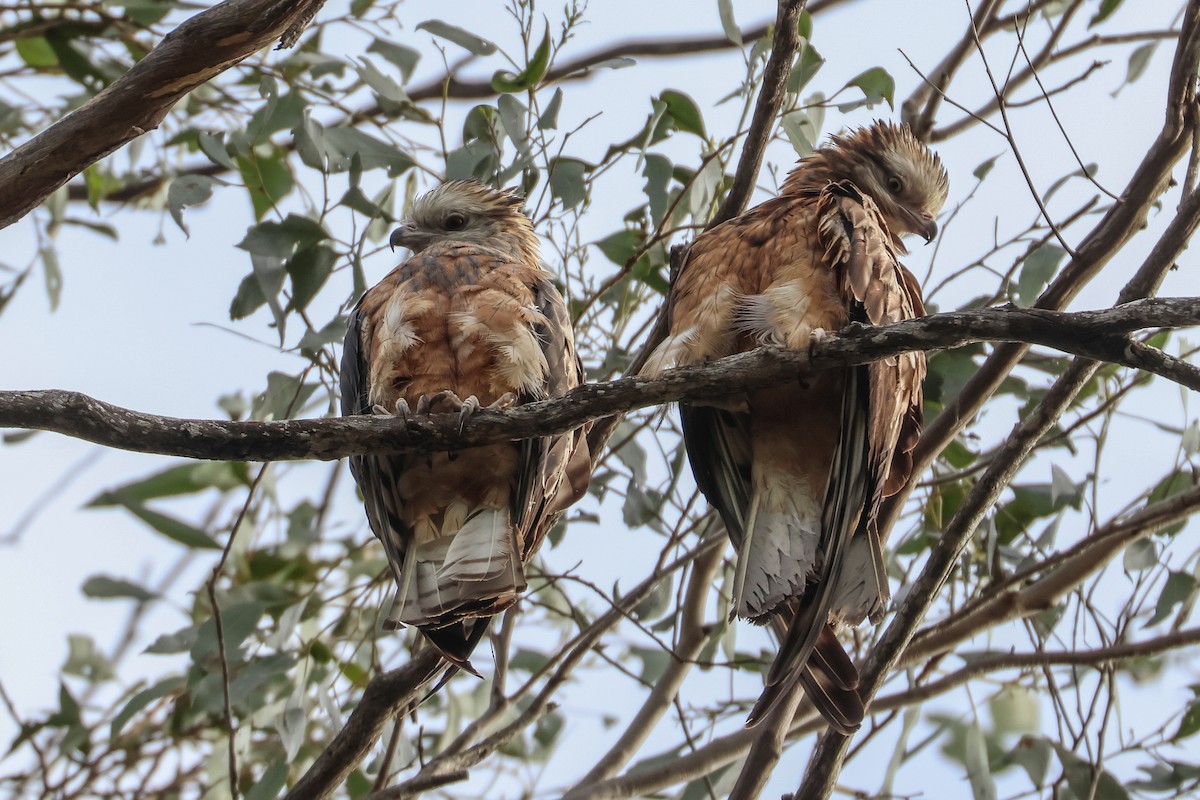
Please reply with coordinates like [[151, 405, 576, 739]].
[[644, 121, 948, 731], [340, 181, 590, 673]]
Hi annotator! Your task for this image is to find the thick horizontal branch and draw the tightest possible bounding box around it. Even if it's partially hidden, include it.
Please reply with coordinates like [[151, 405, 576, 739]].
[[1, 299, 1197, 463]]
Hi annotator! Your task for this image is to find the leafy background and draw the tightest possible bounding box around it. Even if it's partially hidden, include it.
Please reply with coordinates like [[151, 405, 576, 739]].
[[1, 0, 1199, 797]]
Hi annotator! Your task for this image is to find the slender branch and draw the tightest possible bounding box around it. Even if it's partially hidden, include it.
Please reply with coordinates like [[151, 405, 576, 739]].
[[282, 650, 443, 800], [2, 300, 1197, 463], [904, 482, 1200, 666], [59, 0, 857, 207], [568, 625, 1200, 800], [570, 546, 724, 788], [0, 0, 327, 228], [711, 0, 808, 227], [878, 7, 1200, 537], [795, 354, 1105, 800], [891, 627, 1200, 708]]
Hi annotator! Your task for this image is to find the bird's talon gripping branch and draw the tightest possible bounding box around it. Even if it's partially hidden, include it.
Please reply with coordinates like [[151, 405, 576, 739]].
[[340, 180, 591, 673]]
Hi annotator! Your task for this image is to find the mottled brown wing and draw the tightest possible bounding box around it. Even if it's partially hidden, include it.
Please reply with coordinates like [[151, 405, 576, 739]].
[[513, 275, 590, 559]]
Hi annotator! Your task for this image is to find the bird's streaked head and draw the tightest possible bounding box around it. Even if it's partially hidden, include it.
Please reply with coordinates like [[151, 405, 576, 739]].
[[786, 121, 949, 247], [390, 180, 540, 264]]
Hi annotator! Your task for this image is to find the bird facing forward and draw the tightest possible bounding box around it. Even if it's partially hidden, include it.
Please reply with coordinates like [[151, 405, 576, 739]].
[[644, 121, 948, 731], [341, 181, 590, 673]]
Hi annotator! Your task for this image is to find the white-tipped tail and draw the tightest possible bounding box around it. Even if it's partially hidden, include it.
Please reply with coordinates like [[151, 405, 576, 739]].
[[737, 492, 821, 619]]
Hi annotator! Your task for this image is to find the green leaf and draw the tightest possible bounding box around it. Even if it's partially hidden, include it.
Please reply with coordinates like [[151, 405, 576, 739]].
[[1118, 42, 1158, 92], [964, 719, 997, 800], [1014, 244, 1066, 307], [167, 175, 214, 236], [1051, 743, 1131, 800], [247, 91, 305, 145], [844, 66, 895, 110], [124, 503, 222, 550], [238, 214, 329, 258], [1173, 687, 1200, 742], [1043, 163, 1098, 202], [596, 229, 643, 266], [110, 676, 184, 739], [1147, 469, 1195, 535], [16, 36, 57, 68], [788, 43, 825, 93], [630, 647, 671, 683], [1090, 0, 1122, 26], [88, 462, 245, 507], [549, 158, 589, 210], [990, 686, 1039, 734], [321, 127, 414, 176], [356, 57, 409, 106], [191, 602, 267, 662], [82, 575, 158, 602], [1123, 538, 1158, 572], [199, 131, 237, 170], [367, 39, 421, 82], [796, 9, 813, 40], [538, 87, 563, 130], [718, 0, 741, 45], [62, 634, 114, 682], [1146, 570, 1197, 627], [237, 149, 294, 220], [285, 243, 337, 312], [252, 371, 320, 421], [631, 574, 674, 622], [40, 247, 62, 311], [973, 153, 1002, 181], [660, 90, 706, 138], [492, 25, 551, 93], [415, 19, 497, 56], [1007, 735, 1052, 788], [246, 763, 289, 800]]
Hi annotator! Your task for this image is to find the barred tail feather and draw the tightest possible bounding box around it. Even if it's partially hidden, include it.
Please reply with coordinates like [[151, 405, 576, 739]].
[[440, 509, 513, 581]]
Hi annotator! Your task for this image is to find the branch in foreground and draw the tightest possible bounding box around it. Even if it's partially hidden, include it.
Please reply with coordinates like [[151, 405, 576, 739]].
[[0, 0, 326, 229], [2, 299, 1197, 462], [284, 649, 442, 800], [566, 625, 1200, 800]]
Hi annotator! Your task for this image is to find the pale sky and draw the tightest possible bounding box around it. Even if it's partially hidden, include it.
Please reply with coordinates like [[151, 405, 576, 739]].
[[1, 0, 1196, 797]]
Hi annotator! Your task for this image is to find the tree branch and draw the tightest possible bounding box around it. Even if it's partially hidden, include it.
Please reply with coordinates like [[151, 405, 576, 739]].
[[570, 546, 724, 789], [711, 0, 807, 227], [0, 0, 327, 229], [903, 482, 1200, 666], [283, 650, 442, 800], [878, 6, 1200, 537], [2, 300, 1197, 462], [58, 0, 858, 207]]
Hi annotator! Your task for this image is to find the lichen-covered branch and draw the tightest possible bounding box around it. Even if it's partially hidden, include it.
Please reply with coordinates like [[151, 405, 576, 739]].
[[1, 299, 1197, 463]]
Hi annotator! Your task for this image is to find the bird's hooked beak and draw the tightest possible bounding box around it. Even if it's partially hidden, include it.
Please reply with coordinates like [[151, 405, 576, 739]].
[[389, 223, 427, 252], [903, 207, 939, 245]]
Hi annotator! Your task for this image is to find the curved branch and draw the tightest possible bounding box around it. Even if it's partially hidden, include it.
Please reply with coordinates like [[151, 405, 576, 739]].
[[710, 0, 808, 227], [570, 546, 724, 789], [1, 300, 1197, 462], [904, 482, 1200, 666], [58, 0, 859, 207], [879, 10, 1200, 538], [568, 627, 1200, 800], [284, 650, 442, 800], [0, 0, 327, 229]]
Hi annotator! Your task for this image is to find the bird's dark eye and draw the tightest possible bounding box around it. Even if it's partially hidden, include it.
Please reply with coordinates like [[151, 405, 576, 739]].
[[444, 213, 467, 231], [886, 175, 904, 194]]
